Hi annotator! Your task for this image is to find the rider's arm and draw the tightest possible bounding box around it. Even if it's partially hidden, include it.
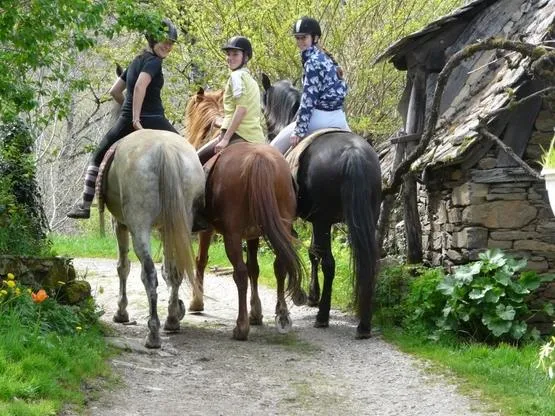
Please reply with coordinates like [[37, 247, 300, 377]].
[[132, 72, 152, 129], [109, 78, 126, 105], [293, 59, 322, 138]]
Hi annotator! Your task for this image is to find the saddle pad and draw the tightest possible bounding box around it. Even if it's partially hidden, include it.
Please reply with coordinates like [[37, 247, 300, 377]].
[[285, 128, 345, 181], [95, 142, 118, 213]]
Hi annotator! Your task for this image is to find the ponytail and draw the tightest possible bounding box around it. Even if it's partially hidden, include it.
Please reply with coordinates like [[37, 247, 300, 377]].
[[317, 45, 345, 79]]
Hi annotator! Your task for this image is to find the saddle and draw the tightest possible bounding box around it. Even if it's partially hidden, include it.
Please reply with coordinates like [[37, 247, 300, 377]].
[[95, 142, 119, 214], [284, 128, 346, 182]]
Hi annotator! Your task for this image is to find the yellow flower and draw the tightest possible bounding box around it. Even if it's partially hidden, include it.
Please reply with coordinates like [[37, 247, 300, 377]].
[[0, 290, 7, 296], [7, 273, 14, 280], [76, 326, 82, 331], [6, 280, 15, 288], [15, 288, 21, 295]]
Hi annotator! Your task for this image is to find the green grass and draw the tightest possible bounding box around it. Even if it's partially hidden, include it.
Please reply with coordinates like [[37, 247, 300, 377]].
[[0, 287, 113, 415], [383, 329, 555, 415]]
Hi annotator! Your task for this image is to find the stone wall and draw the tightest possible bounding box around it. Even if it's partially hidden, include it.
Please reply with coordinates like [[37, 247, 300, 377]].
[[0, 255, 90, 304]]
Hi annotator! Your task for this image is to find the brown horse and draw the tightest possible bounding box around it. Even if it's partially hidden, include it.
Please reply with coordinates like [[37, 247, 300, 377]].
[[185, 89, 306, 340]]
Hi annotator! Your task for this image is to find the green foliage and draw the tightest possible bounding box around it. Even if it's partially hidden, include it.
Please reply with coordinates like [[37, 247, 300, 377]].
[[436, 249, 554, 343], [0, 272, 109, 414], [401, 267, 447, 336], [0, 0, 165, 123], [374, 264, 418, 326], [541, 132, 555, 169], [0, 120, 50, 255]]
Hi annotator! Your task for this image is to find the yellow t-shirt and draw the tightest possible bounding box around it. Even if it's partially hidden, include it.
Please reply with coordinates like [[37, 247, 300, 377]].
[[222, 68, 266, 143]]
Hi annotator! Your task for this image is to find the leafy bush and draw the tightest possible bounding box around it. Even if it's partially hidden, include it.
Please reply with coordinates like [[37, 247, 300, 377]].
[[0, 272, 100, 337], [374, 264, 421, 326], [401, 267, 446, 336], [436, 249, 554, 343], [0, 119, 50, 255]]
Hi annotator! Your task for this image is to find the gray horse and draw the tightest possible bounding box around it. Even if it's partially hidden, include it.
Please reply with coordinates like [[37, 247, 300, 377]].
[[101, 129, 205, 348]]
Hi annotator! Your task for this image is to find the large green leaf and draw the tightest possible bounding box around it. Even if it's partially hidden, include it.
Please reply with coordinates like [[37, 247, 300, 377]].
[[518, 271, 541, 291], [509, 321, 527, 340], [483, 316, 512, 337], [496, 304, 516, 321]]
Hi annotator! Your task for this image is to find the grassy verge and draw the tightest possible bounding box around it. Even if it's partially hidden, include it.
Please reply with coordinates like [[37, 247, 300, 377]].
[[383, 329, 555, 415], [0, 275, 113, 415]]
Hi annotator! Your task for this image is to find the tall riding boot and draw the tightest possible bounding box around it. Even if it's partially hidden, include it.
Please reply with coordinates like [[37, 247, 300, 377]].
[[67, 165, 99, 219]]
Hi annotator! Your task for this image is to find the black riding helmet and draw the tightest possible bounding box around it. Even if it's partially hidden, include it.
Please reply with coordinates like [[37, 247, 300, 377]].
[[145, 18, 178, 47], [221, 36, 253, 60], [292, 17, 321, 37]]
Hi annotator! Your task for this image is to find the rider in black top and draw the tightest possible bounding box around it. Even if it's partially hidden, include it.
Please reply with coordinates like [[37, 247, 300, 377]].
[[67, 18, 179, 219]]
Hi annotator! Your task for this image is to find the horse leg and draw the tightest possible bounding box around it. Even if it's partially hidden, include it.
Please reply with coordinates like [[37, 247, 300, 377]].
[[307, 227, 321, 307], [132, 230, 161, 348], [113, 221, 131, 323], [189, 229, 213, 312], [224, 233, 249, 340], [163, 257, 185, 332], [273, 256, 293, 334], [312, 222, 334, 328], [246, 238, 263, 325]]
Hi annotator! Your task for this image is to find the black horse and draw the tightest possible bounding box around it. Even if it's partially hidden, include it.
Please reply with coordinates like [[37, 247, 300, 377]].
[[262, 75, 382, 338]]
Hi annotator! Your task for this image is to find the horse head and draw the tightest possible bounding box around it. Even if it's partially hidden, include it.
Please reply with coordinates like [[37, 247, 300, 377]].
[[184, 87, 224, 150], [261, 73, 300, 141]]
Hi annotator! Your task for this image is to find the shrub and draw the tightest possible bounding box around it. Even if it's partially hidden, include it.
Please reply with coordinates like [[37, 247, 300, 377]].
[[436, 249, 554, 343], [0, 119, 50, 255], [402, 267, 446, 337]]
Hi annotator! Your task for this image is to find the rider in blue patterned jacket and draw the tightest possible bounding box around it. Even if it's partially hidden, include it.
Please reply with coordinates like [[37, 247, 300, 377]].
[[270, 16, 350, 154]]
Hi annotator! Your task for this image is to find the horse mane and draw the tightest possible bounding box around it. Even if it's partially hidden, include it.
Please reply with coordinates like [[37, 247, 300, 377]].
[[184, 89, 224, 149], [263, 80, 300, 141]]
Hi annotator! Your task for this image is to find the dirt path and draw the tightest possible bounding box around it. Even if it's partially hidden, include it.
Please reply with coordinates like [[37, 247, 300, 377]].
[[72, 258, 496, 416]]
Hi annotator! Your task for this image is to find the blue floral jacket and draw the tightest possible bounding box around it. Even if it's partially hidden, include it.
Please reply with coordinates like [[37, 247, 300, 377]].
[[293, 46, 347, 137]]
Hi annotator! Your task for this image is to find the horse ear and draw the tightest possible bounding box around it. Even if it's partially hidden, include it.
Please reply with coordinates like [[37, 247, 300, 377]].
[[195, 87, 205, 101], [261, 73, 272, 91], [115, 63, 123, 77]]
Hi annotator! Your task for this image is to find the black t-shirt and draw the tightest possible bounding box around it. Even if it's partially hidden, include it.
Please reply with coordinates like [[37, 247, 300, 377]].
[[120, 51, 165, 118]]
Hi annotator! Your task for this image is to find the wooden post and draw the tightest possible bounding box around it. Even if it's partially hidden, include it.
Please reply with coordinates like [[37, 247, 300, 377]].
[[403, 67, 426, 263]]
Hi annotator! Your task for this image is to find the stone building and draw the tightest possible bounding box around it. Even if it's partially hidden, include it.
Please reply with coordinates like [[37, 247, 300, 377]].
[[376, 0, 555, 281]]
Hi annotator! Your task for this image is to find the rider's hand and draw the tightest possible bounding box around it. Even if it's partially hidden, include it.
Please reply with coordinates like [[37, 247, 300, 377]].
[[132, 119, 143, 130], [290, 134, 301, 147], [215, 137, 230, 153]]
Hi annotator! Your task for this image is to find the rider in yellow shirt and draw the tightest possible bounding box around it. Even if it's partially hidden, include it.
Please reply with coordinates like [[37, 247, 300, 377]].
[[197, 36, 265, 164]]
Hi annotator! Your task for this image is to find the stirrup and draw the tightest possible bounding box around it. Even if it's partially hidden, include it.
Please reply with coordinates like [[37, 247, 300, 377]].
[[66, 203, 90, 219]]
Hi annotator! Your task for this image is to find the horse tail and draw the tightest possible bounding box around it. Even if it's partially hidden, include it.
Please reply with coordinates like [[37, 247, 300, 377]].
[[156, 144, 196, 288], [340, 146, 381, 317], [244, 152, 305, 303]]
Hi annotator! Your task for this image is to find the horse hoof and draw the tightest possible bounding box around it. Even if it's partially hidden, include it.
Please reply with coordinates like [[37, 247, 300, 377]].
[[314, 320, 329, 328], [145, 334, 161, 349], [163, 318, 180, 332], [275, 315, 292, 334], [178, 299, 186, 320], [307, 298, 319, 307], [113, 312, 129, 323], [355, 328, 372, 339], [232, 326, 249, 341], [292, 290, 307, 306], [188, 300, 204, 313], [249, 315, 264, 325]]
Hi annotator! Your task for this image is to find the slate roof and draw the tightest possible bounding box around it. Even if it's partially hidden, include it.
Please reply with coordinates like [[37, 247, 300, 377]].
[[377, 0, 555, 172]]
